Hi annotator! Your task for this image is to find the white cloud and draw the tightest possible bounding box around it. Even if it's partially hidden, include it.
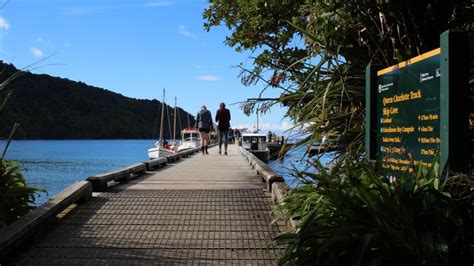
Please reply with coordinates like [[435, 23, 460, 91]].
[[178, 25, 197, 40], [0, 16, 10, 31], [196, 75, 221, 81], [30, 47, 43, 58]]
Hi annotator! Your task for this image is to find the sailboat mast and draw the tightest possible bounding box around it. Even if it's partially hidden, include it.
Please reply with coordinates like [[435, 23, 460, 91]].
[[187, 113, 190, 128], [173, 97, 177, 145], [256, 109, 259, 133], [159, 88, 165, 147]]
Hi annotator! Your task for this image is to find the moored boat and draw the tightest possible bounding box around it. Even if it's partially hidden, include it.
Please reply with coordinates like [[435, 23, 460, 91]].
[[177, 128, 201, 152], [241, 132, 269, 162], [148, 141, 177, 159], [241, 132, 268, 151], [147, 89, 179, 159]]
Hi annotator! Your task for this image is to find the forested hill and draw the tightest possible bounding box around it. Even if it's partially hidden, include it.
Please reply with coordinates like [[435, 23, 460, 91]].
[[0, 62, 195, 139]]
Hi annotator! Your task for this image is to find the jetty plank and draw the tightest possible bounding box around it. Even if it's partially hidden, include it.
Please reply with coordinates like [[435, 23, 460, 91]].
[[15, 145, 287, 264]]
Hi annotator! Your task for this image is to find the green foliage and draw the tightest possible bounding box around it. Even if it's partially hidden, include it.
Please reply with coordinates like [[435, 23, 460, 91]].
[[0, 160, 46, 227], [0, 62, 195, 140], [205, 1, 474, 264], [274, 160, 473, 265], [204, 0, 473, 155]]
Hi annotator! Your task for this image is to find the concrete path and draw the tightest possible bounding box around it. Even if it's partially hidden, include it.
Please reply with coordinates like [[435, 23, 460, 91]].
[[18, 145, 287, 265]]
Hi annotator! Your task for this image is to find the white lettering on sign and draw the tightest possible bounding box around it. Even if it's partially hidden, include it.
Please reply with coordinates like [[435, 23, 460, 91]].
[[420, 72, 434, 83], [378, 82, 393, 93]]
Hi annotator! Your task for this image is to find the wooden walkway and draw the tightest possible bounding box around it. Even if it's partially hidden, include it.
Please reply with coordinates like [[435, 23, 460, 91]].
[[17, 145, 287, 265]]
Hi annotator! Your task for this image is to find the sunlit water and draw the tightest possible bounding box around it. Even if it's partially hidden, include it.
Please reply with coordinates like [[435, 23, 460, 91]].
[[1, 140, 330, 204], [1, 140, 156, 204], [268, 145, 334, 187]]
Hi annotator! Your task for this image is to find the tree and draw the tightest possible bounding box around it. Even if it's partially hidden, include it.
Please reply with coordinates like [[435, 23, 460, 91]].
[[204, 1, 473, 264], [204, 0, 473, 156], [0, 62, 196, 140]]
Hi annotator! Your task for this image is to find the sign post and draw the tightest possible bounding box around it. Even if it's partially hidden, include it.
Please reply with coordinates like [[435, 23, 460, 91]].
[[440, 30, 470, 175], [365, 30, 469, 176]]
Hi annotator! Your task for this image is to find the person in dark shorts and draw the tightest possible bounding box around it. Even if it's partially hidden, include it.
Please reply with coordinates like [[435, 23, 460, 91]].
[[215, 102, 231, 155], [195, 105, 212, 155]]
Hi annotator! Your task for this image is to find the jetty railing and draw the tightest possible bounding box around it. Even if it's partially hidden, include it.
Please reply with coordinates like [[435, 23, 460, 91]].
[[0, 147, 202, 261], [0, 181, 92, 259], [86, 148, 199, 192], [238, 146, 297, 228], [238, 146, 286, 193]]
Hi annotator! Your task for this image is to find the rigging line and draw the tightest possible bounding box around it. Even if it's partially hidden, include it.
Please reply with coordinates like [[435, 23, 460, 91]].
[[172, 97, 177, 144], [158, 88, 166, 145], [259, 111, 265, 132], [177, 104, 182, 134], [166, 101, 172, 140], [151, 100, 161, 139], [187, 112, 190, 128]]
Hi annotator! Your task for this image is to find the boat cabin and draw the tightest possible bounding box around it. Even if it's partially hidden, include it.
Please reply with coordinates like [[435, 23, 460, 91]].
[[241, 133, 267, 151], [181, 128, 201, 142]]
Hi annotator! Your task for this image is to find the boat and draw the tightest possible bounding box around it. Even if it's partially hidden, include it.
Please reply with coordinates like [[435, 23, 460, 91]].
[[148, 141, 176, 159], [241, 132, 268, 151], [177, 127, 201, 152], [241, 131, 270, 163], [147, 89, 179, 159], [238, 109, 277, 162], [176, 112, 218, 152], [240, 110, 269, 151], [240, 115, 270, 163]]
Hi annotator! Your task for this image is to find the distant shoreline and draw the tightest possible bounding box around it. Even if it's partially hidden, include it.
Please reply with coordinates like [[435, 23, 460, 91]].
[[0, 61, 195, 140]]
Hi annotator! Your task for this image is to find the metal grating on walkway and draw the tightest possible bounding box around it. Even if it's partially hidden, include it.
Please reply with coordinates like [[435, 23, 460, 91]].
[[19, 188, 286, 265]]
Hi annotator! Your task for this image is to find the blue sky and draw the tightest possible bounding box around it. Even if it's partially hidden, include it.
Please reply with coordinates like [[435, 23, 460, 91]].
[[0, 0, 292, 133]]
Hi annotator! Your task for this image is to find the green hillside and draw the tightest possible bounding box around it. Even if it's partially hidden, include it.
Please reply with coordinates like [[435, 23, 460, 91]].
[[0, 62, 195, 139]]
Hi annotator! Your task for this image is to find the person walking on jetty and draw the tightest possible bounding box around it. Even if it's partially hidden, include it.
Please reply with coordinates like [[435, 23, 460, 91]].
[[215, 102, 231, 155], [196, 105, 212, 155]]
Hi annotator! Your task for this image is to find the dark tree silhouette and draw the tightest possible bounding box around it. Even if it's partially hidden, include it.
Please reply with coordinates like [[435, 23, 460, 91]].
[[0, 62, 195, 139]]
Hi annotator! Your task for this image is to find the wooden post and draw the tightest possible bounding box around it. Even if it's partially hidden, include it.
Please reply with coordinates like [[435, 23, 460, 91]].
[[365, 65, 379, 161], [440, 30, 470, 175]]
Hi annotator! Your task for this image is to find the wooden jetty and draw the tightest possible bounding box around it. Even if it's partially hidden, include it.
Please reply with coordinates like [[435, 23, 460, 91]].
[[0, 145, 290, 265]]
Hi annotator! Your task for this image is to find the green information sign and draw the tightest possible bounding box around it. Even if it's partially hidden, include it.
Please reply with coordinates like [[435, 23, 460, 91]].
[[366, 30, 470, 176], [376, 49, 441, 174]]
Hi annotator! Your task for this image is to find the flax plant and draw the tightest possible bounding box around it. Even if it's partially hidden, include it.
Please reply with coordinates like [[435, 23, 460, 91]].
[[274, 159, 473, 265], [204, 1, 473, 264]]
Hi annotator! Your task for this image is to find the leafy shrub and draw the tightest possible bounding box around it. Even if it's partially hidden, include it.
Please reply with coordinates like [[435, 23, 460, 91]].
[[0, 160, 45, 228], [274, 160, 473, 265]]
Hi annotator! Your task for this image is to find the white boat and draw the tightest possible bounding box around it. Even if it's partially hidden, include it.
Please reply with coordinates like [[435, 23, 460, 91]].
[[177, 128, 201, 152], [240, 110, 269, 151], [240, 132, 270, 163], [241, 132, 268, 151], [148, 141, 176, 159], [148, 89, 179, 159]]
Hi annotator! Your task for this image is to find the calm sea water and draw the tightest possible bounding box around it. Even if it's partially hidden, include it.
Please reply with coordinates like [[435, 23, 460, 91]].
[[268, 145, 334, 187], [1, 140, 156, 204], [1, 140, 327, 204]]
